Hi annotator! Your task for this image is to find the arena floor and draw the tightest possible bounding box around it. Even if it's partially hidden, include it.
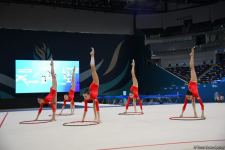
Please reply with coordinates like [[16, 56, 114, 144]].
[[0, 103, 225, 150]]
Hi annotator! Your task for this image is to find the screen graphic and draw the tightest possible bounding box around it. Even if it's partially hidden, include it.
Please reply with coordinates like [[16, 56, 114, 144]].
[[16, 60, 79, 93]]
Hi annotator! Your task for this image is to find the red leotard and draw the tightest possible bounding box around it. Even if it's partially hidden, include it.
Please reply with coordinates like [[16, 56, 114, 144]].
[[89, 82, 99, 100], [188, 81, 199, 98], [181, 81, 204, 111], [84, 82, 99, 112], [130, 85, 139, 98], [44, 87, 56, 103], [38, 87, 57, 114], [68, 89, 75, 101], [63, 89, 75, 107], [125, 85, 143, 110]]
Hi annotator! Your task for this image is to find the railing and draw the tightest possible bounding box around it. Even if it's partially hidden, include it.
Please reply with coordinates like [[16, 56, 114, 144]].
[[97, 94, 183, 106]]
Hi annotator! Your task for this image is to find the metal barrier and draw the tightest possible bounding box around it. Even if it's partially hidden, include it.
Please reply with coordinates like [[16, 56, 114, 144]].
[[97, 94, 183, 105]]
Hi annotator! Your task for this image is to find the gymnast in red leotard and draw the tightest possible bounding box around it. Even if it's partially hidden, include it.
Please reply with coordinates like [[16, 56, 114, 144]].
[[124, 59, 143, 114], [180, 46, 205, 119], [59, 66, 76, 115], [82, 47, 101, 123], [35, 58, 57, 121]]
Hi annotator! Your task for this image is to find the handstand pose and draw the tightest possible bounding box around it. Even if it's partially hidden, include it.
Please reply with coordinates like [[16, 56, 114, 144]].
[[60, 66, 76, 115], [82, 47, 101, 123], [125, 59, 143, 113], [35, 58, 57, 121], [180, 47, 205, 119]]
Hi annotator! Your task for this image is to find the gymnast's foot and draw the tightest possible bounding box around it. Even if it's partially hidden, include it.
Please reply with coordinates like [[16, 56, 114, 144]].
[[190, 47, 195, 57], [49, 118, 56, 122], [201, 113, 206, 119], [194, 112, 198, 118], [90, 47, 95, 56], [179, 113, 183, 118], [131, 59, 135, 66]]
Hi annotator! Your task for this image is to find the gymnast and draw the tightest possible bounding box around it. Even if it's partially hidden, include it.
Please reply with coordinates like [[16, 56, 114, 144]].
[[82, 47, 101, 123], [180, 46, 205, 119], [124, 59, 143, 114], [35, 58, 57, 121], [59, 66, 76, 115]]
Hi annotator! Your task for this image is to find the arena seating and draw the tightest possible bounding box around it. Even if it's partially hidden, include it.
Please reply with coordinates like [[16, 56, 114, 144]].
[[201, 64, 225, 83], [166, 64, 211, 82]]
